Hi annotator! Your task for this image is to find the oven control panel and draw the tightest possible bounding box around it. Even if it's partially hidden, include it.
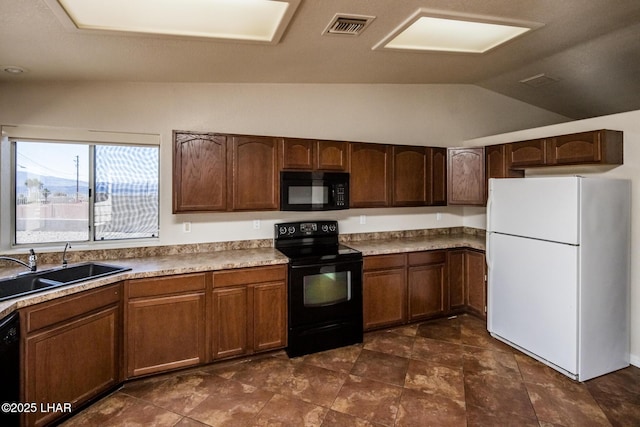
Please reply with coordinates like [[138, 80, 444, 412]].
[[275, 220, 338, 239]]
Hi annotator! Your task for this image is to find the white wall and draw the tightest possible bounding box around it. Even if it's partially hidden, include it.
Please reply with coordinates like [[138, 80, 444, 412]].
[[0, 82, 567, 250], [464, 109, 640, 367]]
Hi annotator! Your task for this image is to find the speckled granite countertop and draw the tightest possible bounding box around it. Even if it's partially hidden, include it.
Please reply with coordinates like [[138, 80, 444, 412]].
[[0, 227, 486, 319], [345, 233, 485, 256], [0, 247, 288, 319]]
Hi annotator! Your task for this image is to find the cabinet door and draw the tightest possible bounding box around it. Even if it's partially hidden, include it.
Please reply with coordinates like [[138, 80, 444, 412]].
[[253, 282, 287, 352], [127, 292, 206, 377], [447, 249, 465, 313], [173, 131, 227, 212], [408, 264, 447, 321], [407, 251, 447, 321], [230, 135, 280, 210], [447, 147, 485, 205], [316, 140, 349, 171], [212, 287, 248, 359], [349, 143, 392, 208], [282, 138, 314, 170], [430, 147, 447, 206], [547, 130, 623, 165], [23, 306, 120, 427], [363, 268, 406, 330], [465, 250, 487, 319], [484, 144, 524, 201], [486, 144, 509, 179], [508, 139, 547, 168], [392, 146, 427, 206], [485, 144, 525, 178]]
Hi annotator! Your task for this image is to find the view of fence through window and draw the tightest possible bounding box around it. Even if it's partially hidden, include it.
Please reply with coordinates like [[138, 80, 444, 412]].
[[15, 141, 159, 244]]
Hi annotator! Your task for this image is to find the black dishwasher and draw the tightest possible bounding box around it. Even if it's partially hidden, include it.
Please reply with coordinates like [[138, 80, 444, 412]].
[[0, 312, 19, 426]]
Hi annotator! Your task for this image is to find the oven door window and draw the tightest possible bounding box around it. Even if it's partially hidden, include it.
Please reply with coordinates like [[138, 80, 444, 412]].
[[303, 271, 351, 307], [288, 185, 329, 205]]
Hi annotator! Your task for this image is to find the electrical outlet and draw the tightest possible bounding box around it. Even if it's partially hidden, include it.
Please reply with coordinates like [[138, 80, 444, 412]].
[[253, 220, 261, 230], [183, 222, 191, 233]]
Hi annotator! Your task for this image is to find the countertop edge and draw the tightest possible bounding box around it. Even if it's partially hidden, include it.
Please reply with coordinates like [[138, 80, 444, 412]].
[[0, 236, 485, 319]]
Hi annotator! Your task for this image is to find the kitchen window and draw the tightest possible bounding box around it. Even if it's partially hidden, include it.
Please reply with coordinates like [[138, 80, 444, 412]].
[[4, 127, 160, 246]]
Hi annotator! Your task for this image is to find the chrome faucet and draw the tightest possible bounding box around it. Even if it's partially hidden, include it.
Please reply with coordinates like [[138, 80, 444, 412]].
[[0, 249, 37, 272], [62, 242, 71, 268]]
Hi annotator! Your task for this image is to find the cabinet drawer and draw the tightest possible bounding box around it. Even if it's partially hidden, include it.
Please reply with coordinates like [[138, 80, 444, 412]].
[[128, 273, 206, 298], [363, 254, 406, 271], [22, 283, 121, 333], [214, 265, 286, 288], [408, 250, 446, 266]]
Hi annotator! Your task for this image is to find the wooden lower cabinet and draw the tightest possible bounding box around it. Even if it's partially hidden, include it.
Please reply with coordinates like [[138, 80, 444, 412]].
[[212, 286, 248, 359], [363, 248, 486, 331], [363, 254, 406, 330], [407, 251, 447, 321], [125, 273, 207, 378], [212, 266, 287, 360], [447, 249, 487, 319], [20, 284, 121, 427], [465, 249, 487, 318], [447, 249, 466, 313]]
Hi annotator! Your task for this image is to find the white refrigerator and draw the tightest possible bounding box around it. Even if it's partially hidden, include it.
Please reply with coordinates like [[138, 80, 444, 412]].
[[486, 176, 630, 381]]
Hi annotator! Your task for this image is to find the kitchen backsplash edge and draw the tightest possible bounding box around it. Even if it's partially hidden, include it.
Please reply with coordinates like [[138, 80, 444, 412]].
[[0, 227, 485, 266]]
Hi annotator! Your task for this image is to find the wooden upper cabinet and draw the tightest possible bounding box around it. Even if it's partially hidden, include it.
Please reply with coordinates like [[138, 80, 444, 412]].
[[316, 140, 349, 171], [430, 147, 447, 206], [486, 144, 524, 179], [229, 135, 281, 211], [392, 145, 427, 206], [173, 131, 227, 213], [547, 129, 623, 165], [349, 142, 392, 208], [508, 130, 623, 168], [508, 138, 548, 168], [281, 139, 348, 171], [281, 138, 314, 170], [485, 144, 524, 200], [447, 147, 485, 206]]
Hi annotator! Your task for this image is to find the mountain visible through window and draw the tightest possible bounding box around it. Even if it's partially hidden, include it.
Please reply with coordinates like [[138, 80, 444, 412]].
[[15, 141, 159, 245]]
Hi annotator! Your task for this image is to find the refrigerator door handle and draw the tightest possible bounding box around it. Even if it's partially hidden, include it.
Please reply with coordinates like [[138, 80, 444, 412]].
[[486, 232, 493, 272], [486, 182, 493, 271]]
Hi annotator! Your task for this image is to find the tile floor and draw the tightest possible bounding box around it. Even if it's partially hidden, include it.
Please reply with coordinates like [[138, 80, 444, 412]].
[[62, 315, 640, 426]]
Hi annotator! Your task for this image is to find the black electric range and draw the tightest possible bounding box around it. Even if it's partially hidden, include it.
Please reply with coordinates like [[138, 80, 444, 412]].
[[274, 220, 363, 357]]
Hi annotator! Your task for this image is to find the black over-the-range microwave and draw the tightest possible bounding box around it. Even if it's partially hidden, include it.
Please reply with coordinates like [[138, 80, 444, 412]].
[[280, 171, 349, 211]]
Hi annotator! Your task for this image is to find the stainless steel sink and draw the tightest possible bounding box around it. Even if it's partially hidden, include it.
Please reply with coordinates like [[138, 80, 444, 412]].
[[0, 262, 130, 302]]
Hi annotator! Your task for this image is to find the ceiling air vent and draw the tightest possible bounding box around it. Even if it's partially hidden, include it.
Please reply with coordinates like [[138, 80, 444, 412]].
[[323, 14, 375, 36], [520, 73, 560, 88]]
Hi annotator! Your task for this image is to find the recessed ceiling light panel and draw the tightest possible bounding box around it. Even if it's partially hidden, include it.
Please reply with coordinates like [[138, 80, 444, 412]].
[[46, 0, 300, 44], [374, 8, 543, 54]]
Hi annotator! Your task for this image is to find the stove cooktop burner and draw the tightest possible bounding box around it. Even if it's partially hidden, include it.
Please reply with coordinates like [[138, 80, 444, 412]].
[[273, 220, 361, 263]]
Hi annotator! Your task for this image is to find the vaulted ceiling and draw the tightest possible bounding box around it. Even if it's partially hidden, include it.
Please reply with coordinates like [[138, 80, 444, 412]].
[[2, 0, 640, 119]]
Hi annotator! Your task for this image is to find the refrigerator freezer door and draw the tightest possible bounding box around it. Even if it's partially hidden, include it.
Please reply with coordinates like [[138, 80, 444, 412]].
[[487, 177, 580, 245], [487, 232, 578, 376]]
